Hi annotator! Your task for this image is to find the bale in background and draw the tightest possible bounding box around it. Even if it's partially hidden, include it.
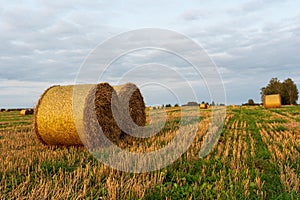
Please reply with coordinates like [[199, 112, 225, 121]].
[[34, 83, 121, 146], [200, 103, 208, 109], [20, 109, 34, 115], [113, 83, 146, 136], [264, 94, 281, 109]]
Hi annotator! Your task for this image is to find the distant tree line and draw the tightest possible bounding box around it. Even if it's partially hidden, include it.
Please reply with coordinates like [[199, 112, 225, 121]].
[[261, 78, 299, 105], [242, 99, 260, 106], [160, 101, 218, 108]]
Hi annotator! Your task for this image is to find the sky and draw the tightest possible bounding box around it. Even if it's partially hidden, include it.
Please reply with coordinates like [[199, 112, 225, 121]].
[[0, 0, 299, 107]]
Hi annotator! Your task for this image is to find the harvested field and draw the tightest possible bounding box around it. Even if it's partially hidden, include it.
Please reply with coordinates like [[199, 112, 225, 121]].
[[0, 106, 299, 199]]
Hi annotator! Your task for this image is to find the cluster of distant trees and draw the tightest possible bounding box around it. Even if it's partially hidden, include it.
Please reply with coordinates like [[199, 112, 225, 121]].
[[181, 101, 225, 107], [160, 101, 225, 108], [155, 77, 299, 108], [261, 78, 299, 105], [242, 99, 260, 106]]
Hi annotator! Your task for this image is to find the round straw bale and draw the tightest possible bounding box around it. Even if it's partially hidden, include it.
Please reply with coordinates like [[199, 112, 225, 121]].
[[263, 94, 281, 109], [200, 103, 207, 109], [34, 83, 121, 146], [113, 83, 146, 134], [83, 83, 122, 150], [34, 85, 84, 145], [20, 109, 34, 115], [20, 110, 26, 115]]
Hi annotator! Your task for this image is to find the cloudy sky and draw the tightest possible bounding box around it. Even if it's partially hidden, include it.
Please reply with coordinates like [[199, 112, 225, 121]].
[[0, 0, 299, 107]]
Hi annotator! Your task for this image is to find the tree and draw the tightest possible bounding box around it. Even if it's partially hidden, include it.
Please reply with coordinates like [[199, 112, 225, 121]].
[[248, 99, 254, 105], [186, 102, 198, 106], [282, 78, 298, 105], [261, 77, 298, 105], [261, 78, 282, 102]]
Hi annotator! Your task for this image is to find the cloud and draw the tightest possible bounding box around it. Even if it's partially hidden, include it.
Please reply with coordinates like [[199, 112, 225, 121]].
[[0, 1, 300, 107], [0, 79, 49, 108], [180, 3, 300, 104], [181, 9, 209, 21], [0, 1, 122, 86], [239, 0, 266, 12], [228, 0, 284, 15]]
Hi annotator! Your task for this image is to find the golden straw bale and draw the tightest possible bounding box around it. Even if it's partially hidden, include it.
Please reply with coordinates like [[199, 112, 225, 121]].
[[35, 85, 89, 145], [34, 83, 121, 146], [200, 103, 207, 109], [111, 83, 147, 146], [263, 94, 281, 109], [20, 110, 26, 115], [83, 83, 122, 149], [34, 82, 146, 147], [113, 83, 146, 128], [20, 109, 34, 115]]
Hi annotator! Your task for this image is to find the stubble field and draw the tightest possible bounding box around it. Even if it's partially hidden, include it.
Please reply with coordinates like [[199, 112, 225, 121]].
[[0, 106, 299, 199]]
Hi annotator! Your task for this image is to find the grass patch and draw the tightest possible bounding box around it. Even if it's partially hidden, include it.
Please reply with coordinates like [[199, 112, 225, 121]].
[[40, 160, 78, 175], [265, 119, 288, 123], [273, 125, 288, 132]]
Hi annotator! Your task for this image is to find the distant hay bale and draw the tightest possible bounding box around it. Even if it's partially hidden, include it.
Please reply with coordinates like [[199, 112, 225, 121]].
[[34, 83, 121, 146], [20, 109, 34, 115], [264, 94, 281, 109], [200, 103, 208, 109], [20, 110, 26, 115]]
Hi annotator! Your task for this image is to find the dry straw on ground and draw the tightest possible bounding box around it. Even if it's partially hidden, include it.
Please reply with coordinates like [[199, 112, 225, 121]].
[[263, 94, 281, 109]]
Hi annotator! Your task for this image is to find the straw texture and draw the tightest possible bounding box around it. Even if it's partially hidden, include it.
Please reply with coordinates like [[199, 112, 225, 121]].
[[83, 83, 122, 149], [264, 94, 281, 109], [113, 83, 146, 133], [34, 84, 103, 146], [34, 82, 146, 147]]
